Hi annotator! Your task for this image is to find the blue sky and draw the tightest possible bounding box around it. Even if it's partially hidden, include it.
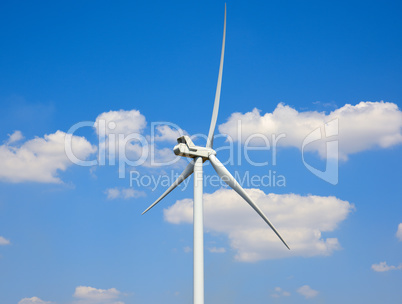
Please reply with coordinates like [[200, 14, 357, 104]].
[[0, 1, 402, 303]]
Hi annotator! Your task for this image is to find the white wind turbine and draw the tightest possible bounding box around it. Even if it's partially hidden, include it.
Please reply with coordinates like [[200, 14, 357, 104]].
[[142, 4, 289, 304]]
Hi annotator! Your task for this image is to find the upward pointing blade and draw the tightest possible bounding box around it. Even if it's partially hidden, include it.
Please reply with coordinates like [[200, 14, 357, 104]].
[[206, 4, 226, 149], [209, 154, 290, 250], [142, 160, 195, 215]]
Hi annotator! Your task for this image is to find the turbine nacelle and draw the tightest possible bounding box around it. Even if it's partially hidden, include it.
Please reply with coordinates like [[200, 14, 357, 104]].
[[173, 135, 216, 160]]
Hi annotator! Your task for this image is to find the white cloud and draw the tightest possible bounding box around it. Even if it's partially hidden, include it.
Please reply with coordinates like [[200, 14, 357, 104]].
[[94, 109, 146, 136], [0, 236, 10, 245], [93, 110, 184, 169], [94, 110, 149, 170], [183, 246, 192, 253], [154, 125, 187, 143], [73, 286, 124, 304], [74, 286, 119, 299], [297, 285, 318, 299], [18, 287, 125, 304], [371, 261, 402, 272], [7, 130, 24, 144], [271, 287, 290, 298], [0, 131, 96, 183], [208, 247, 226, 253], [105, 187, 146, 200], [396, 223, 402, 241], [18, 297, 51, 304], [106, 188, 120, 199], [218, 101, 402, 160], [164, 188, 354, 261], [140, 146, 184, 168]]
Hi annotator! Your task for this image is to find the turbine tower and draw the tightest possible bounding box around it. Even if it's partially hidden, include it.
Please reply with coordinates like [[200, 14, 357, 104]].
[[143, 5, 289, 304]]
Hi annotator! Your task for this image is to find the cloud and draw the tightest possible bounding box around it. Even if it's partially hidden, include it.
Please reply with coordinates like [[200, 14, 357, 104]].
[[0, 236, 10, 245], [397, 223, 402, 241], [164, 188, 354, 261], [6, 130, 24, 144], [0, 131, 96, 183], [208, 247, 226, 253], [94, 109, 146, 137], [94, 110, 148, 169], [140, 147, 184, 168], [218, 101, 402, 160], [297, 285, 318, 299], [73, 286, 124, 304], [154, 124, 187, 143], [271, 287, 290, 298], [183, 246, 192, 253], [18, 297, 51, 304], [371, 261, 402, 272], [105, 187, 146, 200], [18, 286, 125, 304], [93, 110, 184, 169]]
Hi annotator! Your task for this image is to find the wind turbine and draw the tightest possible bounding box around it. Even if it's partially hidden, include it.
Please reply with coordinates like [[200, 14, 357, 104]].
[[142, 4, 289, 304]]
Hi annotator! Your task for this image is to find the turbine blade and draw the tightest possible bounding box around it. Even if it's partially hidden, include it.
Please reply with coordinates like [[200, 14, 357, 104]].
[[209, 155, 290, 250], [206, 4, 226, 149], [142, 160, 195, 215]]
